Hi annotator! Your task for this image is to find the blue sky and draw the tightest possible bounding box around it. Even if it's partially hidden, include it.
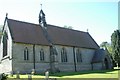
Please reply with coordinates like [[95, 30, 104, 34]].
[[0, 0, 118, 45]]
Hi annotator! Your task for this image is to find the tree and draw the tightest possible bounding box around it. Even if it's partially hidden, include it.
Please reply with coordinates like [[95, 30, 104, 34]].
[[100, 41, 116, 67], [64, 25, 73, 29], [100, 42, 112, 54], [100, 42, 108, 49], [111, 30, 120, 67]]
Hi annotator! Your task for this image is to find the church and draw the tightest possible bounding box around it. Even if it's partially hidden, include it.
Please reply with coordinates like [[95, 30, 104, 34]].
[[0, 9, 113, 74]]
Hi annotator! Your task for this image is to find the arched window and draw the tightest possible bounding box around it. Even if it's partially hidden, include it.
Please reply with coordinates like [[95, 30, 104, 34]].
[[3, 31, 8, 57], [76, 49, 82, 63], [40, 49, 44, 61], [24, 47, 29, 60], [61, 48, 67, 62]]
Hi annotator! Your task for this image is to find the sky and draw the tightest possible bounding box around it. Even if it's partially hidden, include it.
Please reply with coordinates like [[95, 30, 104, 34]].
[[0, 0, 118, 45]]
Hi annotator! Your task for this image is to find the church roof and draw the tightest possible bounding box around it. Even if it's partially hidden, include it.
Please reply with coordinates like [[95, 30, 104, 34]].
[[7, 19, 99, 49], [7, 19, 49, 46]]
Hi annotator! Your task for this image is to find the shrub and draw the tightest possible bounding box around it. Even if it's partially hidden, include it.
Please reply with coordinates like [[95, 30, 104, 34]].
[[1, 73, 8, 80]]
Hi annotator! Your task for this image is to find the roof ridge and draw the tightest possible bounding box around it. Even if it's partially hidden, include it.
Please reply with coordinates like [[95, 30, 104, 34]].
[[8, 18, 87, 34], [48, 24, 87, 34], [8, 18, 39, 26]]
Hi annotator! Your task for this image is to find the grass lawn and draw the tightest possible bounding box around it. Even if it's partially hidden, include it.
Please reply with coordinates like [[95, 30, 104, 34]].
[[8, 69, 119, 79]]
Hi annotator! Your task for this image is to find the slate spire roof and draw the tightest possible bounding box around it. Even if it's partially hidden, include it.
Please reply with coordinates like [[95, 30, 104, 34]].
[[7, 18, 99, 49]]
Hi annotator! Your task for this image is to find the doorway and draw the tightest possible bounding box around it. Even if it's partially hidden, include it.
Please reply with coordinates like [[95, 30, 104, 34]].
[[104, 58, 109, 69]]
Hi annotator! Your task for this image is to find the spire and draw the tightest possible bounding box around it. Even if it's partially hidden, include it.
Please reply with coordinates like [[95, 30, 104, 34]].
[[39, 4, 47, 28]]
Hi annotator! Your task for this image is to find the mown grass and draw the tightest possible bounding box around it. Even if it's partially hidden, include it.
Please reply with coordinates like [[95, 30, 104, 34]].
[[53, 69, 118, 78], [50, 69, 118, 78], [8, 69, 119, 78]]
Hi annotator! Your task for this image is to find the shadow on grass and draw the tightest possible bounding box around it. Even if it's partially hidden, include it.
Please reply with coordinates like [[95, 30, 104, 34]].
[[37, 69, 118, 77]]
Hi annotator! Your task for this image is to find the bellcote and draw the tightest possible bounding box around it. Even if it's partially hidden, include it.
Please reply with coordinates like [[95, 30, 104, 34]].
[[39, 5, 47, 28]]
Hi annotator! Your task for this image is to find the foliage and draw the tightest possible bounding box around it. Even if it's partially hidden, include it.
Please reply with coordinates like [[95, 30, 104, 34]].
[[100, 42, 112, 54], [100, 41, 116, 67], [64, 25, 73, 29], [111, 30, 120, 67], [1, 73, 8, 80], [100, 42, 108, 48]]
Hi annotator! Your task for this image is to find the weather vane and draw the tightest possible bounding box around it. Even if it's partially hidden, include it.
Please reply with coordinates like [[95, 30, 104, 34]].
[[87, 29, 89, 32], [6, 13, 8, 18]]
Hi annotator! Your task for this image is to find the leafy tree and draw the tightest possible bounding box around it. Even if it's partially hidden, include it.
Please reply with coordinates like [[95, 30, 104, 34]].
[[100, 42, 108, 49], [111, 30, 120, 67], [1, 73, 8, 80], [64, 25, 73, 29], [100, 42, 112, 54], [100, 42, 116, 67]]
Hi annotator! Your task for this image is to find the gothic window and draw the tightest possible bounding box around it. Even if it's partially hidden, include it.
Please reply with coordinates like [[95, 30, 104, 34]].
[[24, 47, 29, 60], [3, 31, 8, 57], [61, 48, 67, 62], [40, 49, 44, 61], [76, 49, 82, 63]]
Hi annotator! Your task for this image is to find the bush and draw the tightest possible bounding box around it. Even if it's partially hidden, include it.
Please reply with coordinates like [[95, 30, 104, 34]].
[[1, 73, 8, 80]]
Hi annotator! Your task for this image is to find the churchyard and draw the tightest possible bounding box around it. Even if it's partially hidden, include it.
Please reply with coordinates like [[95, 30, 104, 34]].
[[6, 69, 119, 79]]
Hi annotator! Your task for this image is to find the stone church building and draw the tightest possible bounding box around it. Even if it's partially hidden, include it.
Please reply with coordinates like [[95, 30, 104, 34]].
[[0, 9, 113, 74]]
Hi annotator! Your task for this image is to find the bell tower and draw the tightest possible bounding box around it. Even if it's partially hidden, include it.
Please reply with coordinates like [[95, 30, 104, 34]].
[[38, 4, 59, 73], [39, 4, 47, 28]]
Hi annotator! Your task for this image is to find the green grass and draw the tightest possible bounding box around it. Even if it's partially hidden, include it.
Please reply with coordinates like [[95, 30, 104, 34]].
[[8, 69, 119, 78]]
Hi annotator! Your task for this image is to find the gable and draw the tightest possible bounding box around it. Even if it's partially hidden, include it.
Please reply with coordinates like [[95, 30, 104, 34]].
[[7, 19, 99, 49]]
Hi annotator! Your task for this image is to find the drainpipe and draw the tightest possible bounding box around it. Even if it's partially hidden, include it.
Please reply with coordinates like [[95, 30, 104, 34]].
[[91, 62, 93, 70], [73, 47, 77, 72], [49, 46, 53, 73], [33, 44, 35, 71]]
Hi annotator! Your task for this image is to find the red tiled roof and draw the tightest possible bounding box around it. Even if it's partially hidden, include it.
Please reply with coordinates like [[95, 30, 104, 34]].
[[7, 19, 99, 49]]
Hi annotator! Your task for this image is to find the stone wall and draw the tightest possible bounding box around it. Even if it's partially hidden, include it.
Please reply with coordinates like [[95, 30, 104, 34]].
[[0, 20, 13, 73], [92, 62, 103, 70], [11, 43, 96, 73], [12, 43, 33, 73], [54, 45, 75, 72], [54, 45, 95, 72], [0, 59, 12, 73], [12, 43, 50, 73]]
